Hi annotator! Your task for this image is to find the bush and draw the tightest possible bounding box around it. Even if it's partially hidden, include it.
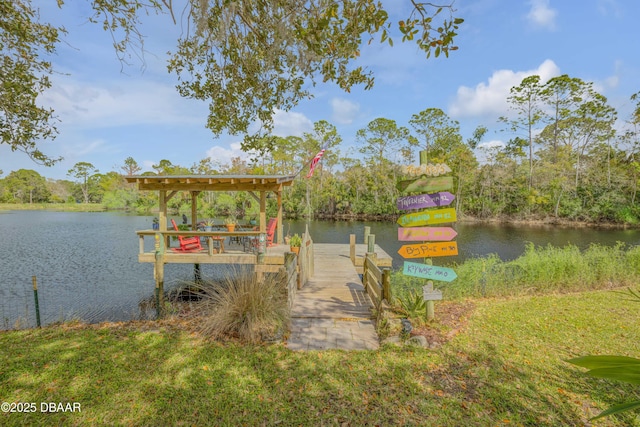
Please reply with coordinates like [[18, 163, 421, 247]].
[[196, 268, 289, 343]]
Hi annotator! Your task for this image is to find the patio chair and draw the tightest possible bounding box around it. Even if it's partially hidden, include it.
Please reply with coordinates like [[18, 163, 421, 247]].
[[170, 219, 203, 252], [244, 218, 277, 252]]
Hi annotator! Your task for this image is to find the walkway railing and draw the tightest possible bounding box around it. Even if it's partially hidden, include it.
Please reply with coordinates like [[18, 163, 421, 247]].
[[362, 252, 391, 311], [279, 225, 314, 308]]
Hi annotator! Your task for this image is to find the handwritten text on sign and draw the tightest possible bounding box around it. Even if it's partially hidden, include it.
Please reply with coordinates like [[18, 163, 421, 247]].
[[397, 227, 457, 241], [397, 207, 457, 227], [398, 241, 459, 259], [396, 192, 454, 211], [402, 261, 457, 282]]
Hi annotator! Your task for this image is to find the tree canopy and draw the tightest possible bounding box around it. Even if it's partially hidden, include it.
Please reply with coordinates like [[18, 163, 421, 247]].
[[2, 0, 463, 163]]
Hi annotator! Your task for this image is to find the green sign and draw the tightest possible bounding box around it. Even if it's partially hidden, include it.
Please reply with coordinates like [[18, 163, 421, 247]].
[[397, 208, 457, 227], [397, 176, 453, 194]]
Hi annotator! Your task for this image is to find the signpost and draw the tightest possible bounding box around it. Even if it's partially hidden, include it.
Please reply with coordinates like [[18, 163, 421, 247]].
[[402, 261, 457, 282], [397, 242, 458, 259], [396, 151, 459, 322], [396, 191, 454, 211], [397, 207, 457, 227], [398, 226, 457, 241], [397, 176, 453, 194]]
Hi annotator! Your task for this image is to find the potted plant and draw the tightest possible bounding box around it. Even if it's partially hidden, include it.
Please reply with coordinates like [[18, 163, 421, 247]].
[[203, 219, 215, 232], [289, 233, 302, 255], [224, 217, 236, 232]]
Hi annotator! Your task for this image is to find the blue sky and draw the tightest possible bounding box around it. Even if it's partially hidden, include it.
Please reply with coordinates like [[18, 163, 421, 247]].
[[2, 0, 639, 180]]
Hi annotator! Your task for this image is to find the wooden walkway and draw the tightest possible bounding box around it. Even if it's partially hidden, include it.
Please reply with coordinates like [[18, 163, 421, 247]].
[[287, 243, 389, 351]]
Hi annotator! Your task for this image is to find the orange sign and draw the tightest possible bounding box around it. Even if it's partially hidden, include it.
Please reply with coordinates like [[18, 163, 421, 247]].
[[397, 242, 459, 259]]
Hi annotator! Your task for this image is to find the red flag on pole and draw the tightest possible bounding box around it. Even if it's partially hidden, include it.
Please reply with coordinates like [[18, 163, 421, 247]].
[[306, 149, 325, 178]]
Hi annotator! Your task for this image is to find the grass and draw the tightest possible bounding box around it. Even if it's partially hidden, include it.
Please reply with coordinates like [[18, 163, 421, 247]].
[[392, 242, 640, 302], [1, 290, 639, 426], [0, 203, 106, 212], [193, 268, 290, 343]]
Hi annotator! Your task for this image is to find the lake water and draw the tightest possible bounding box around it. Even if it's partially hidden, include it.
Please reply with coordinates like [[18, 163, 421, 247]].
[[1, 211, 639, 329]]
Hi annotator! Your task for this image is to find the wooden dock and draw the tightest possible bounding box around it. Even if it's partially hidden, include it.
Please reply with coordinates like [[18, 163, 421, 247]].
[[287, 243, 392, 351]]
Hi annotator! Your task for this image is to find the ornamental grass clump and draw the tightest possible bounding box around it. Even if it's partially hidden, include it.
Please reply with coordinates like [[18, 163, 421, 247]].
[[196, 267, 289, 343]]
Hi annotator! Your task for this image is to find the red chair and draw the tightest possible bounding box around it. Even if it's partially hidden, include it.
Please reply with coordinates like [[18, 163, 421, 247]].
[[170, 219, 203, 252], [245, 218, 278, 252], [265, 218, 277, 247]]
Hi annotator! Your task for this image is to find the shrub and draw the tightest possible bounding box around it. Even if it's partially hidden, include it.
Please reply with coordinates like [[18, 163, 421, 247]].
[[196, 267, 289, 343]]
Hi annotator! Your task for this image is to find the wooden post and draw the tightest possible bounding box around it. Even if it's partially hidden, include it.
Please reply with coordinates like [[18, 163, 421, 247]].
[[349, 234, 356, 265], [259, 191, 267, 234], [425, 283, 435, 320], [190, 191, 198, 229], [420, 149, 435, 321], [382, 268, 391, 302], [362, 253, 369, 292], [367, 234, 375, 253], [158, 190, 168, 248], [420, 149, 428, 167], [154, 232, 165, 318], [276, 186, 283, 245], [32, 276, 41, 328], [364, 226, 370, 246]]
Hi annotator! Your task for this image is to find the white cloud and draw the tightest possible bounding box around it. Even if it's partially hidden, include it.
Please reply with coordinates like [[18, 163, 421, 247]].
[[271, 109, 313, 137], [42, 77, 206, 130], [526, 0, 557, 30], [205, 142, 254, 167], [449, 59, 561, 119], [330, 98, 360, 125]]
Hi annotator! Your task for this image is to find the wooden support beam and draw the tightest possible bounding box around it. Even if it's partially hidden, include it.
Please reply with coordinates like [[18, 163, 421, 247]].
[[277, 186, 283, 244], [259, 191, 267, 233], [190, 191, 198, 230], [166, 190, 178, 202]]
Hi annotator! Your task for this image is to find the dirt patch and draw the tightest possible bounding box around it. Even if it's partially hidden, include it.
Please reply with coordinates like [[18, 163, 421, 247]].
[[409, 300, 476, 348]]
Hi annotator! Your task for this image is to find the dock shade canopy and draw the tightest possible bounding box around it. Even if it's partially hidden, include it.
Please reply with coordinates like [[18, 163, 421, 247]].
[[125, 174, 297, 243]]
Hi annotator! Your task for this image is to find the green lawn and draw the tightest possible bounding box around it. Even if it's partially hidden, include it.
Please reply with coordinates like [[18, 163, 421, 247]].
[[1, 290, 639, 426]]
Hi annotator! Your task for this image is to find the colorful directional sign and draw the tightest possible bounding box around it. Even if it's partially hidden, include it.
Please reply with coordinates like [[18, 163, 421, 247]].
[[397, 241, 458, 259], [397, 207, 457, 227], [396, 192, 455, 211], [397, 226, 457, 241], [397, 176, 453, 194], [402, 261, 457, 282]]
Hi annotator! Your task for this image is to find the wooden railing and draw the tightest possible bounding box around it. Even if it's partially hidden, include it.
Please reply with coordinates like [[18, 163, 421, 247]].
[[279, 225, 314, 307], [281, 253, 297, 309], [297, 226, 314, 289], [362, 252, 391, 314], [136, 229, 260, 255]]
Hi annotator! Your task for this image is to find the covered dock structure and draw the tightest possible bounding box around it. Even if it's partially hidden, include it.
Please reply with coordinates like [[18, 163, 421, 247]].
[[125, 174, 298, 311]]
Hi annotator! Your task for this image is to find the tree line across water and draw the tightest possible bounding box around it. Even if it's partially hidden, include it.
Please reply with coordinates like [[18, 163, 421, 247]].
[[2, 74, 640, 225]]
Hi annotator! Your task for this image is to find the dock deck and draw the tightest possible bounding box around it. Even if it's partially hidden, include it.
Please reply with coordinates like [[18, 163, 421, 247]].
[[287, 243, 391, 351]]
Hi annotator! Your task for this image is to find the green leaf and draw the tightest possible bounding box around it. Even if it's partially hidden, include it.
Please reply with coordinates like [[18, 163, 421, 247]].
[[567, 356, 640, 370], [591, 400, 640, 421], [587, 366, 640, 385]]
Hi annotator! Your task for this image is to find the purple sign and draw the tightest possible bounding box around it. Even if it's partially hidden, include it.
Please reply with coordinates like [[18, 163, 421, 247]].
[[396, 192, 455, 211]]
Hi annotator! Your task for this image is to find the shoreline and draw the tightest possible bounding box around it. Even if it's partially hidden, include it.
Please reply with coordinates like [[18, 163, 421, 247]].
[[2, 203, 638, 229], [310, 212, 639, 229]]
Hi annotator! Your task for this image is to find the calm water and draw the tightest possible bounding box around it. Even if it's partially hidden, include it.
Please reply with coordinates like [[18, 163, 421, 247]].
[[1, 211, 639, 329]]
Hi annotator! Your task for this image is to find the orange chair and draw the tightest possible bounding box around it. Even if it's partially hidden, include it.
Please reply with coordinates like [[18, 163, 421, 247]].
[[170, 219, 203, 252]]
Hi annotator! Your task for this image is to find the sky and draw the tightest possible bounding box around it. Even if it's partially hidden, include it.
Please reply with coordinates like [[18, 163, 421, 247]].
[[2, 0, 640, 180]]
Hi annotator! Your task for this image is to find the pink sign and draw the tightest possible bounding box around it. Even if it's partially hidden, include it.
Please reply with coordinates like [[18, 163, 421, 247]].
[[397, 227, 457, 242]]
